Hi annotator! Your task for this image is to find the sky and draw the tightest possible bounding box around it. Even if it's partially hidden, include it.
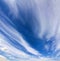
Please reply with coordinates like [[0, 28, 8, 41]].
[[0, 0, 60, 61]]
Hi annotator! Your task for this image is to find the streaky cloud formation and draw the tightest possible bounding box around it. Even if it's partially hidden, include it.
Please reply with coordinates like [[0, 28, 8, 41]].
[[0, 0, 60, 61]]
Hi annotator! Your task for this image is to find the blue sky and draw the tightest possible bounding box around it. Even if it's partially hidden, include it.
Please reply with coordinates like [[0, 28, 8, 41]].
[[0, 0, 60, 61]]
